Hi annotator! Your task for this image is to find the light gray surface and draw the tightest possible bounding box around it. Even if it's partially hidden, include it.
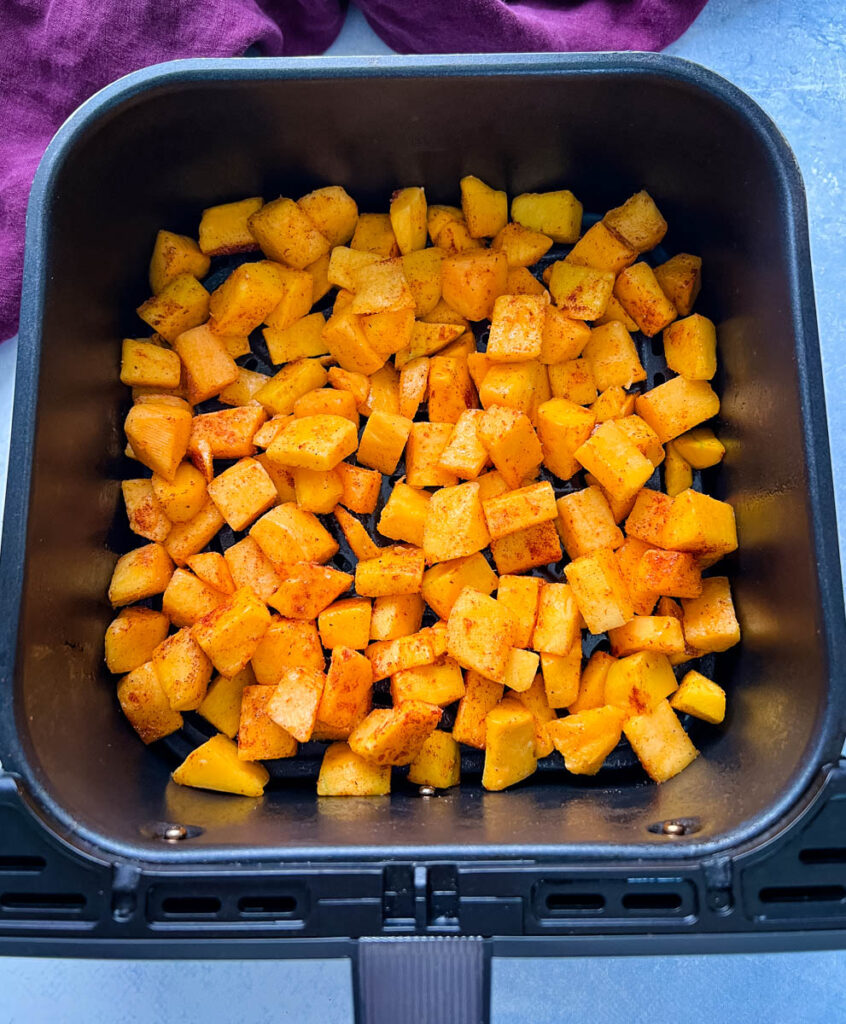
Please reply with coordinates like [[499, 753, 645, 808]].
[[1, 0, 844, 1019]]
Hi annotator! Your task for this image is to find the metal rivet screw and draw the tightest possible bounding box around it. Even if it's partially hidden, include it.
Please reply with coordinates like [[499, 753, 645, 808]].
[[662, 821, 686, 837], [163, 824, 188, 842], [419, 786, 436, 798]]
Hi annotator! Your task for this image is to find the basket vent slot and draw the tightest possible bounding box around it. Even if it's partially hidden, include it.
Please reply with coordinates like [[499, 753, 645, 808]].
[[160, 895, 222, 917], [622, 891, 683, 912], [237, 894, 298, 917], [1, 892, 85, 913], [799, 848, 846, 865], [0, 856, 46, 873], [545, 892, 605, 913], [759, 885, 846, 904]]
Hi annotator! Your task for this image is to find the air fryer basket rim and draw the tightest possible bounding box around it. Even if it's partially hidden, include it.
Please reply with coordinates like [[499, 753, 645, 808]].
[[3, 53, 844, 869]]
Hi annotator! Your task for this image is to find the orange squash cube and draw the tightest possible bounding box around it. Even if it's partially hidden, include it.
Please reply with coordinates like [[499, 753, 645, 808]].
[[198, 196, 262, 256], [223, 536, 281, 602], [535, 397, 595, 481], [495, 575, 541, 648], [603, 191, 667, 252], [370, 594, 425, 642], [350, 212, 399, 257], [441, 249, 508, 321], [108, 543, 174, 607], [615, 537, 660, 616], [423, 482, 490, 562], [264, 267, 314, 330], [250, 503, 339, 566], [483, 481, 557, 541], [125, 400, 192, 481], [323, 309, 385, 375], [318, 597, 373, 650], [446, 588, 519, 682], [673, 426, 725, 469], [172, 734, 269, 796], [398, 356, 430, 420], [460, 175, 508, 238], [548, 704, 626, 775], [122, 479, 171, 543], [427, 355, 478, 424], [663, 489, 738, 563], [575, 420, 654, 503], [421, 553, 498, 620], [152, 627, 213, 711], [136, 273, 210, 342], [350, 701, 442, 766], [439, 409, 489, 480], [608, 616, 685, 657], [539, 307, 591, 364], [266, 414, 358, 471], [330, 462, 379, 516], [238, 685, 298, 761], [391, 654, 466, 706], [406, 422, 458, 487], [268, 564, 353, 620], [357, 410, 413, 475], [594, 293, 639, 332], [569, 649, 616, 713], [511, 190, 582, 244], [355, 545, 425, 597], [206, 457, 277, 531], [486, 294, 547, 362], [478, 360, 550, 423], [185, 552, 234, 596], [248, 197, 331, 269], [120, 338, 182, 390], [264, 312, 328, 364], [401, 247, 444, 316], [452, 671, 504, 749], [250, 616, 324, 685], [583, 321, 646, 391], [298, 185, 359, 247], [333, 507, 382, 561], [218, 368, 271, 408], [663, 313, 717, 380], [681, 577, 740, 653], [502, 648, 541, 694], [491, 222, 553, 267], [624, 699, 698, 783], [149, 229, 210, 294], [604, 650, 677, 716], [507, 676, 556, 757], [117, 661, 183, 744], [654, 253, 702, 317], [636, 548, 702, 598], [377, 481, 430, 547], [532, 582, 580, 656], [548, 261, 614, 321], [670, 669, 726, 724], [614, 262, 677, 337], [266, 666, 325, 742], [564, 547, 634, 633], [590, 386, 636, 423], [162, 568, 225, 627], [197, 667, 254, 739], [489, 520, 562, 575], [163, 498, 225, 565], [188, 406, 268, 470], [208, 260, 287, 336], [317, 742, 390, 796], [547, 357, 597, 405], [566, 220, 637, 274], [254, 358, 328, 416], [105, 607, 170, 674], [481, 702, 537, 791], [327, 246, 380, 291], [477, 405, 543, 489], [291, 467, 343, 514], [394, 321, 465, 368], [556, 486, 623, 559], [615, 415, 665, 467], [317, 647, 374, 730], [586, 473, 638, 524], [366, 630, 436, 681], [386, 186, 427, 255], [350, 258, 415, 315], [192, 586, 272, 678], [407, 730, 461, 789], [626, 488, 673, 547]]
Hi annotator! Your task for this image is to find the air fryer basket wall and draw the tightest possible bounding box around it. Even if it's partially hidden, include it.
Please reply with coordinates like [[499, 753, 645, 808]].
[[1, 56, 843, 873]]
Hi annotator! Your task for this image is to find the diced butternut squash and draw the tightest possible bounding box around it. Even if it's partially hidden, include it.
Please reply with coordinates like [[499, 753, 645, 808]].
[[291, 467, 344, 514], [121, 338, 182, 389], [377, 481, 430, 547], [590, 386, 636, 423], [125, 401, 192, 481], [401, 247, 444, 316], [603, 191, 667, 252], [398, 356, 430, 419], [224, 536, 281, 602], [503, 648, 541, 694], [615, 537, 660, 616], [604, 650, 677, 717], [360, 308, 415, 362], [136, 273, 210, 342], [117, 661, 183, 744], [539, 307, 591, 364], [254, 358, 328, 416], [173, 734, 269, 797], [508, 675, 556, 757], [149, 229, 210, 295], [317, 742, 390, 796], [207, 457, 277, 530], [322, 309, 385, 375], [441, 249, 508, 321], [298, 185, 358, 246], [460, 175, 508, 238], [356, 546, 425, 597], [317, 647, 374, 730], [491, 222, 553, 267], [482, 481, 556, 541], [122, 479, 171, 543], [535, 397, 594, 480], [540, 646, 582, 708], [547, 358, 597, 405], [248, 197, 331, 269], [583, 321, 646, 391], [318, 597, 373, 650], [532, 582, 581, 656], [350, 701, 442, 766], [219, 367, 271, 408], [452, 671, 503, 749], [106, 607, 170, 674], [370, 594, 425, 642], [495, 575, 541, 648], [264, 312, 328, 364], [188, 406, 268, 471], [268, 564, 353, 620], [477, 405, 543, 488], [251, 503, 339, 566], [614, 262, 677, 337], [264, 267, 315, 330], [388, 186, 427, 254], [405, 422, 458, 487], [198, 667, 253, 738], [489, 520, 562, 574], [626, 488, 674, 547], [511, 190, 582, 244], [265, 666, 325, 742], [566, 220, 637, 274], [615, 415, 665, 468], [366, 630, 436, 681], [162, 568, 225, 627], [108, 543, 174, 607], [427, 355, 478, 424], [447, 588, 518, 682], [439, 409, 489, 479], [564, 547, 634, 633], [548, 261, 614, 320], [595, 293, 639, 332], [663, 313, 717, 380], [548, 705, 626, 775], [351, 212, 399, 257], [506, 267, 548, 297], [164, 499, 225, 565], [608, 615, 685, 657], [266, 414, 357, 472], [391, 654, 466, 706], [624, 700, 698, 783], [186, 552, 235, 596], [681, 577, 740, 652], [407, 730, 461, 788], [636, 548, 702, 598], [569, 650, 615, 714], [328, 246, 380, 290], [424, 482, 490, 562], [395, 321, 464, 367], [575, 420, 654, 504], [482, 702, 537, 791], [334, 507, 382, 561], [421, 553, 498, 620], [209, 260, 287, 336], [238, 685, 298, 760], [478, 360, 550, 423], [654, 253, 702, 317], [486, 294, 546, 362], [152, 626, 213, 711], [556, 486, 623, 559], [192, 586, 272, 678], [199, 197, 262, 256], [670, 669, 726, 724], [357, 411, 413, 475], [663, 489, 738, 563], [251, 617, 324, 685], [673, 426, 725, 469]]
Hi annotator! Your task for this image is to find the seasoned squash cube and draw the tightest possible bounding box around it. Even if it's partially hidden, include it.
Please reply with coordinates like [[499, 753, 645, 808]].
[[162, 568, 225, 627], [503, 648, 541, 694], [266, 414, 357, 471], [366, 630, 436, 681], [663, 314, 717, 380], [441, 249, 508, 321], [427, 204, 463, 243], [590, 386, 635, 423], [254, 358, 328, 416], [209, 260, 287, 336], [136, 273, 210, 342], [637, 548, 702, 598], [152, 627, 213, 711], [298, 185, 358, 247], [670, 670, 726, 724], [483, 481, 557, 541], [476, 469, 509, 502], [391, 654, 466, 706], [535, 397, 594, 481], [663, 489, 738, 563], [118, 662, 183, 744], [489, 520, 562, 574], [370, 595, 425, 642], [317, 742, 390, 796], [108, 543, 173, 607], [198, 667, 253, 738], [268, 564, 353, 620], [486, 294, 546, 362], [583, 321, 646, 391], [595, 293, 639, 332], [672, 426, 725, 469], [207, 457, 277, 531], [427, 355, 478, 425], [439, 410, 489, 480], [604, 650, 677, 716], [654, 253, 702, 317], [318, 597, 372, 650], [548, 262, 614, 321], [401, 247, 444, 317], [482, 702, 537, 791], [164, 499, 225, 565], [327, 246, 381, 291], [294, 389, 358, 429], [423, 482, 490, 562], [199, 197, 262, 256], [531, 582, 581, 656], [121, 338, 182, 389], [626, 488, 674, 547], [360, 308, 415, 362], [478, 360, 550, 424], [219, 368, 271, 408], [452, 671, 504, 749], [614, 262, 677, 337], [408, 731, 461, 789], [192, 587, 272, 678], [333, 507, 382, 561], [331, 462, 379, 517], [394, 321, 464, 368], [323, 309, 385, 375], [122, 479, 171, 543], [398, 357, 430, 420], [547, 358, 597, 405], [511, 190, 582, 244], [264, 313, 328, 364], [574, 420, 654, 503], [173, 734, 269, 797], [491, 222, 553, 267], [615, 415, 665, 468], [377, 482, 430, 547], [447, 588, 518, 682], [357, 411, 413, 475], [569, 649, 616, 714], [317, 647, 374, 731], [125, 401, 192, 481], [266, 666, 325, 742], [291, 467, 343, 514], [351, 213, 399, 257], [548, 705, 626, 776], [540, 646, 582, 708], [615, 537, 660, 616], [223, 536, 281, 602], [388, 186, 427, 254], [251, 503, 339, 566], [608, 616, 685, 657], [188, 407, 269, 471], [564, 547, 634, 633], [478, 405, 543, 488], [248, 197, 330, 269], [106, 607, 170, 674], [350, 700, 442, 766], [460, 175, 508, 238], [356, 546, 424, 598], [149, 229, 210, 295], [565, 221, 637, 274], [251, 617, 324, 685], [603, 191, 667, 252], [238, 685, 298, 761], [624, 699, 699, 783], [556, 486, 623, 559], [406, 422, 458, 487], [350, 258, 415, 315], [186, 552, 235, 596], [435, 218, 484, 255], [495, 575, 541, 648], [421, 553, 498, 620], [506, 266, 548, 297], [263, 267, 315, 331], [539, 307, 591, 364], [681, 577, 740, 653], [508, 675, 556, 757]]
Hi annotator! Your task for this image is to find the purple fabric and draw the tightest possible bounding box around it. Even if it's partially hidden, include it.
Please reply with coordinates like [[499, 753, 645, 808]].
[[0, 0, 706, 342]]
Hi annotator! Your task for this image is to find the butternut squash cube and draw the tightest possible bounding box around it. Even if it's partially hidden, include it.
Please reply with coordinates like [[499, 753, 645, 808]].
[[447, 588, 518, 682], [489, 520, 562, 574], [408, 731, 461, 789], [333, 507, 382, 561], [265, 666, 325, 742], [263, 267, 314, 331], [603, 191, 667, 252], [439, 409, 489, 479], [292, 467, 344, 514], [198, 667, 253, 738], [387, 186, 427, 254], [162, 568, 225, 627], [530, 582, 581, 656], [360, 307, 415, 361], [503, 648, 541, 694], [317, 742, 390, 796], [360, 362, 401, 417], [608, 615, 685, 657], [401, 247, 444, 316], [152, 626, 213, 711], [556, 486, 623, 559], [548, 705, 626, 775], [218, 368, 271, 408], [547, 358, 597, 405], [294, 389, 358, 428], [370, 594, 425, 642], [654, 253, 702, 317], [460, 175, 508, 238], [317, 647, 374, 731], [248, 197, 330, 269], [323, 309, 385, 375], [334, 462, 380, 515], [266, 414, 358, 471], [536, 397, 595, 481], [486, 294, 547, 363], [108, 542, 174, 607], [569, 650, 615, 714], [614, 262, 677, 337], [223, 536, 281, 602], [250, 616, 324, 684], [663, 313, 717, 380], [477, 405, 543, 489], [626, 488, 674, 547], [318, 597, 372, 650], [564, 547, 634, 633], [192, 587, 272, 678], [637, 548, 702, 598], [673, 426, 725, 469], [350, 701, 442, 766], [476, 469, 509, 502], [574, 420, 654, 504], [615, 536, 660, 616], [357, 411, 413, 475], [264, 312, 328, 364], [186, 551, 235, 596], [478, 360, 550, 423], [355, 546, 425, 597], [298, 185, 358, 247], [427, 355, 478, 425], [391, 654, 466, 706], [136, 273, 210, 342], [406, 422, 458, 487], [238, 685, 298, 761], [615, 415, 665, 468], [511, 190, 582, 244], [491, 222, 553, 267], [106, 607, 170, 674], [624, 699, 699, 783], [583, 321, 646, 391], [377, 482, 430, 547], [350, 212, 399, 257], [594, 293, 639, 332], [681, 577, 740, 652], [441, 249, 508, 321], [125, 401, 192, 481], [505, 267, 548, 297], [663, 489, 738, 563], [122, 479, 171, 543], [584, 474, 636, 524], [173, 734, 269, 797], [452, 671, 504, 749], [394, 321, 464, 368], [149, 229, 210, 294], [254, 358, 328, 416], [670, 670, 726, 724], [427, 204, 463, 242], [508, 676, 556, 757], [423, 482, 490, 562], [548, 261, 614, 320], [209, 261, 287, 336], [121, 338, 182, 389], [539, 645, 582, 708], [482, 702, 537, 791], [268, 564, 353, 620], [164, 498, 225, 565], [433, 218, 481, 258], [327, 246, 380, 291], [198, 197, 262, 256], [604, 650, 677, 717], [207, 457, 277, 531], [250, 503, 339, 566], [539, 307, 591, 364], [590, 386, 636, 423], [494, 575, 540, 648], [398, 356, 430, 420], [421, 553, 498, 619], [349, 258, 414, 315], [366, 631, 436, 681], [565, 220, 637, 274], [118, 661, 183, 744], [188, 406, 268, 468], [483, 481, 557, 541]]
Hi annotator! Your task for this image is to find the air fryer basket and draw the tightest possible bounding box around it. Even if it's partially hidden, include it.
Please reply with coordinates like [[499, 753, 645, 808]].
[[0, 55, 844, 951]]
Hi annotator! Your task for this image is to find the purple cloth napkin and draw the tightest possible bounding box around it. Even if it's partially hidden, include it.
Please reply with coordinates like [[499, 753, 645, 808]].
[[0, 0, 706, 342]]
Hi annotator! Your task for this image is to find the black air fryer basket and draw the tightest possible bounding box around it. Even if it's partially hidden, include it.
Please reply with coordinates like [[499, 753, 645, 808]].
[[1, 55, 844, 991]]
